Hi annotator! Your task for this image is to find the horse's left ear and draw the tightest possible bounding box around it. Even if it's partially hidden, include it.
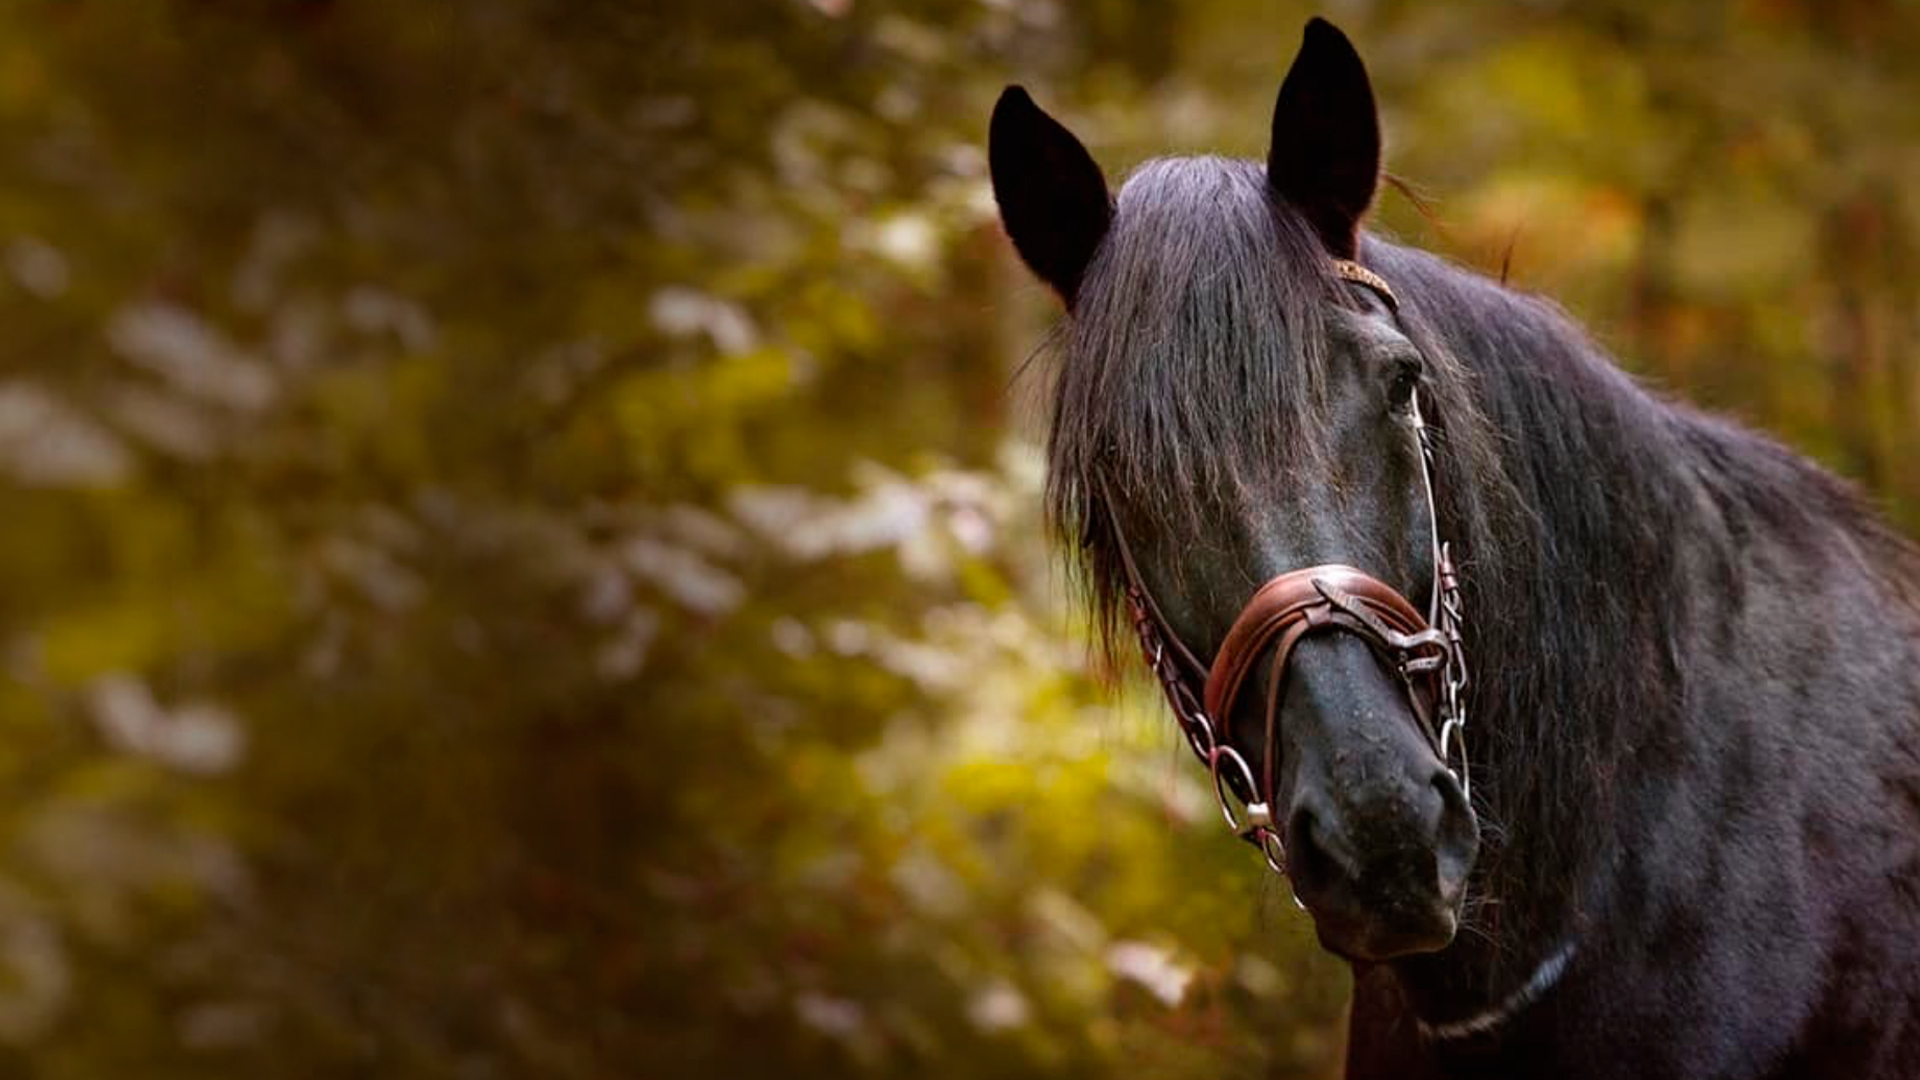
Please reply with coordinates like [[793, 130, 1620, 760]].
[[1267, 18, 1381, 259]]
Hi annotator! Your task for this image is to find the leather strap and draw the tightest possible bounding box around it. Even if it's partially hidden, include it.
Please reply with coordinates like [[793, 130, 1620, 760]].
[[1205, 566, 1445, 773], [1204, 565, 1426, 719], [1331, 258, 1398, 310]]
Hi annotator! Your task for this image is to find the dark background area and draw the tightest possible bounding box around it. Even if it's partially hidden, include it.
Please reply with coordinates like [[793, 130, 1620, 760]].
[[0, 0, 1914, 1076]]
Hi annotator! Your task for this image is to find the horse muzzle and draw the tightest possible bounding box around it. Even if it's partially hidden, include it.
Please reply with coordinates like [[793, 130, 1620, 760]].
[[1282, 720, 1477, 961], [1204, 573, 1478, 960]]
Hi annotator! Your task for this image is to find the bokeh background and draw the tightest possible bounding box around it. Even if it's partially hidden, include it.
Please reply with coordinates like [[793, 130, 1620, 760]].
[[0, 0, 1917, 1076]]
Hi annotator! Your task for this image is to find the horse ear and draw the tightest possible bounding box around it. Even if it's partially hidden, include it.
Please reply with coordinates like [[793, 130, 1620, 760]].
[[1267, 18, 1380, 259], [989, 86, 1112, 305]]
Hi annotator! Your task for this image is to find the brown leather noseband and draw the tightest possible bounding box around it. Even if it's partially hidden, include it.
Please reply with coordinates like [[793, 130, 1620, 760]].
[[1108, 259, 1471, 877], [1208, 563, 1449, 779]]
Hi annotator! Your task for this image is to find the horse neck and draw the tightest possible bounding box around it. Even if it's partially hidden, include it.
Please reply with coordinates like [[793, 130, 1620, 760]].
[[1402, 246, 1920, 1009], [1393, 258, 1713, 997]]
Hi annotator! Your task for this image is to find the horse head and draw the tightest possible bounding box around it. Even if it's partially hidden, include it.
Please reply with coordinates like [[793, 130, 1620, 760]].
[[990, 19, 1479, 962]]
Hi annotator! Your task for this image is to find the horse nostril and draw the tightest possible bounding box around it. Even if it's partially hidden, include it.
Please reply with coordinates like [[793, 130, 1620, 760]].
[[1286, 803, 1358, 900], [1287, 807, 1331, 896], [1429, 768, 1479, 898], [1430, 765, 1468, 810]]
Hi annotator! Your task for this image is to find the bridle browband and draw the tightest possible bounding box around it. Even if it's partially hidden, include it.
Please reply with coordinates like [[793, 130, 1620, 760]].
[[1107, 258, 1471, 877]]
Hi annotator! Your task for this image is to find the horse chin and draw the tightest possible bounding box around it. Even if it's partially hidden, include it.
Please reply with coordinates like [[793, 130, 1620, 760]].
[[1306, 899, 1460, 963]]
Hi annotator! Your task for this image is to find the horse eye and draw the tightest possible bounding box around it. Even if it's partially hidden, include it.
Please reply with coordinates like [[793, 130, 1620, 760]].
[[1388, 359, 1421, 409]]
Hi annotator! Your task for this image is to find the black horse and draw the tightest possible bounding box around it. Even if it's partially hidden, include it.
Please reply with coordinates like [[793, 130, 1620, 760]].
[[990, 18, 1920, 1077]]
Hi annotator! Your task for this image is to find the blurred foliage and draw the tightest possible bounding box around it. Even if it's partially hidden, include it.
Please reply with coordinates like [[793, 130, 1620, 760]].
[[0, 0, 1912, 1076]]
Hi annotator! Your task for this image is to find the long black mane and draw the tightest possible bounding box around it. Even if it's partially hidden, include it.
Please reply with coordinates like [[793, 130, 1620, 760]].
[[1044, 154, 1920, 975]]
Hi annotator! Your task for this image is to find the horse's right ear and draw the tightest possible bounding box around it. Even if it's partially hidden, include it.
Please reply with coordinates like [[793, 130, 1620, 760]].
[[989, 86, 1111, 306], [1267, 18, 1380, 259]]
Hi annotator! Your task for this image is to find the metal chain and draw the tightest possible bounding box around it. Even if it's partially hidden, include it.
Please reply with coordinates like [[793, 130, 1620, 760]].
[[1413, 397, 1471, 802], [1126, 584, 1288, 874]]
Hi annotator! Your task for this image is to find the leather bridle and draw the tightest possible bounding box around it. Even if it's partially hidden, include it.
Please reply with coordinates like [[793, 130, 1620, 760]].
[[1106, 259, 1471, 876]]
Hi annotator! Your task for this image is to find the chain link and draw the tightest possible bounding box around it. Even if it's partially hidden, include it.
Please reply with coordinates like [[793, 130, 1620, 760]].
[[1128, 585, 1288, 872]]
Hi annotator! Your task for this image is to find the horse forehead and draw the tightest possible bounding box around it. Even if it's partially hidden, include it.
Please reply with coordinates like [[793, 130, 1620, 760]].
[[1326, 304, 1394, 348]]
